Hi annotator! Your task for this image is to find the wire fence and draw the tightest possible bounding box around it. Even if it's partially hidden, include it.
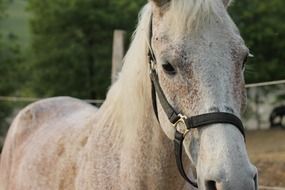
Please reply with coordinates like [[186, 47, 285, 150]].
[[0, 96, 104, 104], [0, 79, 285, 130], [245, 79, 285, 88]]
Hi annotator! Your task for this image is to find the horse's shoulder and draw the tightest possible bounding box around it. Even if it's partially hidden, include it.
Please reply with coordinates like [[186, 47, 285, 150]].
[[0, 97, 97, 189], [8, 97, 97, 147], [18, 96, 96, 121], [28, 96, 94, 110]]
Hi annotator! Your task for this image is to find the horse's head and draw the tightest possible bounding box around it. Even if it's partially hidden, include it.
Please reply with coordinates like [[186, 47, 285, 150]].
[[148, 0, 258, 189]]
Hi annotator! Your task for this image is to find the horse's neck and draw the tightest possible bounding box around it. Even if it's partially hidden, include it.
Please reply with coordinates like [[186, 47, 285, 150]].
[[120, 118, 186, 189], [97, 81, 187, 189]]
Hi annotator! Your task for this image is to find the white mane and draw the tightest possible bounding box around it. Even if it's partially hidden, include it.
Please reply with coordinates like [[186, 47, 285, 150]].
[[102, 4, 153, 143]]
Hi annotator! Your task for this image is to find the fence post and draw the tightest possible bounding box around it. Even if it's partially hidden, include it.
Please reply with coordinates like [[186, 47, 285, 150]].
[[112, 30, 126, 84]]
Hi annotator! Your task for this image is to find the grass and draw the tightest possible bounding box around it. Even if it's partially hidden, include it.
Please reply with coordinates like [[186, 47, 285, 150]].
[[0, 0, 31, 47]]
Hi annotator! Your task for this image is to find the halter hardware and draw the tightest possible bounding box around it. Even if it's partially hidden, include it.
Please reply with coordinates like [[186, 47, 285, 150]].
[[174, 114, 190, 137]]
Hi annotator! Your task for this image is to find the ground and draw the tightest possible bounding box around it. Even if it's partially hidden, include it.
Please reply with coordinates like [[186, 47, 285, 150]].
[[247, 129, 285, 187]]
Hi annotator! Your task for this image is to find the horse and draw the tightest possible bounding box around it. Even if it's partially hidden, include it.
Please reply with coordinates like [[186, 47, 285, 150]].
[[0, 0, 258, 189]]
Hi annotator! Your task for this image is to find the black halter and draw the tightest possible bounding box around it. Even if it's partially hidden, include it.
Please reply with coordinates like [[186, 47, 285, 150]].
[[148, 15, 245, 188]]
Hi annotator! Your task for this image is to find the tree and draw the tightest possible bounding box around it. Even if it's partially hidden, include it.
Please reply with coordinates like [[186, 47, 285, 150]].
[[0, 39, 23, 128], [0, 0, 23, 148], [0, 0, 4, 17], [27, 0, 145, 99], [229, 0, 285, 83]]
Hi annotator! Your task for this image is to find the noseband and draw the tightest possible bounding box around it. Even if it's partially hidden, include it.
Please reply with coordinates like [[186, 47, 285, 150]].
[[148, 15, 245, 188]]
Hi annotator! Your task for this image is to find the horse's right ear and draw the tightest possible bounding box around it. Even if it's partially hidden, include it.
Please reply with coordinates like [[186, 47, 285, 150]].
[[150, 0, 170, 7]]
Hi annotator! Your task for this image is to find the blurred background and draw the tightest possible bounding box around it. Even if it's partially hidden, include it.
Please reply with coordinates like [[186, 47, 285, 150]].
[[0, 0, 284, 187]]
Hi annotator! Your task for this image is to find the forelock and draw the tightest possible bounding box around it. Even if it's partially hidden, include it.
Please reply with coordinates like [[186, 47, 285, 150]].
[[164, 0, 228, 36]]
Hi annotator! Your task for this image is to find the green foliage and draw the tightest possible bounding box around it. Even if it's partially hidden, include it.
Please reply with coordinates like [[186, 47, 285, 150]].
[[0, 0, 31, 47], [27, 0, 145, 99], [0, 0, 24, 143], [229, 0, 285, 83], [0, 0, 3, 14], [0, 44, 22, 140], [27, 0, 285, 100]]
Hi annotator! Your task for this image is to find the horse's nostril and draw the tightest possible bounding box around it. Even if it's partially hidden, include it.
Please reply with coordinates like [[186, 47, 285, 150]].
[[206, 180, 217, 190]]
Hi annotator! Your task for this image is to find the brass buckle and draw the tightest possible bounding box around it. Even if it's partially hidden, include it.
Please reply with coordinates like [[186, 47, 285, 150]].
[[174, 114, 189, 137]]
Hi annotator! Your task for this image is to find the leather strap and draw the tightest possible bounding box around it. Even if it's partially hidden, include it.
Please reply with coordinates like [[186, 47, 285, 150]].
[[174, 131, 198, 188], [150, 71, 180, 123], [151, 80, 159, 120], [186, 112, 245, 137]]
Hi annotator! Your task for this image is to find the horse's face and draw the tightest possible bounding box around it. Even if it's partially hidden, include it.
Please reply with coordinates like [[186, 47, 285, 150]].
[[150, 0, 258, 189]]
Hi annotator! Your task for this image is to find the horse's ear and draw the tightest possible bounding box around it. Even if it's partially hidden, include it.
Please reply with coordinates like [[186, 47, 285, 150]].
[[150, 0, 170, 7], [222, 0, 232, 8]]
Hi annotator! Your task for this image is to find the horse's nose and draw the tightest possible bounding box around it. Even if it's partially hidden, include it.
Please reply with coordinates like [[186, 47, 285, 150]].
[[204, 165, 258, 190]]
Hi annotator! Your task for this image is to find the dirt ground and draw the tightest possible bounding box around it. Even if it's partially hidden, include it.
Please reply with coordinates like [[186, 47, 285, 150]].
[[246, 129, 285, 187]]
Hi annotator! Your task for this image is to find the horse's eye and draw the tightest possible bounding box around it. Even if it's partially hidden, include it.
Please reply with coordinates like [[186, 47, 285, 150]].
[[162, 62, 176, 75]]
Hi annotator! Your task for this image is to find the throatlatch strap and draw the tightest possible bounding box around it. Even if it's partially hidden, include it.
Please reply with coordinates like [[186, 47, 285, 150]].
[[151, 80, 159, 120], [174, 131, 198, 188]]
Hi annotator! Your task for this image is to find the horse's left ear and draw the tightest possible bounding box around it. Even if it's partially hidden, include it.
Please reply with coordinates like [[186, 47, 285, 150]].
[[150, 0, 170, 7], [222, 0, 232, 8]]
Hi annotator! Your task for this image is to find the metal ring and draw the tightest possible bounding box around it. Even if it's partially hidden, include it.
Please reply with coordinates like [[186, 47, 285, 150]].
[[174, 114, 189, 137]]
